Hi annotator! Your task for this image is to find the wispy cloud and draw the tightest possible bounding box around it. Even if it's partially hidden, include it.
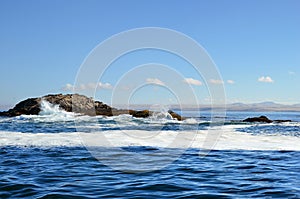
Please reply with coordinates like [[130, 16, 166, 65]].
[[288, 71, 296, 75], [183, 78, 202, 86], [62, 83, 74, 91], [146, 78, 165, 86], [210, 79, 224, 85], [62, 82, 113, 91], [227, 80, 235, 84], [258, 76, 274, 83], [97, 82, 113, 89]]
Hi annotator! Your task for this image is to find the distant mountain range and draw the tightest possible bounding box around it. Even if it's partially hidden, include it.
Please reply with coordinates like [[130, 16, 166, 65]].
[[114, 102, 300, 112], [171, 102, 300, 112]]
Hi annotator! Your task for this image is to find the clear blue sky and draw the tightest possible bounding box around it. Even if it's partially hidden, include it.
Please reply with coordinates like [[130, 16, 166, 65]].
[[0, 0, 299, 106]]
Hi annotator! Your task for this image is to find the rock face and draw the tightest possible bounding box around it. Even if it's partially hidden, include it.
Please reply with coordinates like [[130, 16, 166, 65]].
[[0, 97, 41, 117], [0, 94, 184, 121], [243, 115, 291, 123]]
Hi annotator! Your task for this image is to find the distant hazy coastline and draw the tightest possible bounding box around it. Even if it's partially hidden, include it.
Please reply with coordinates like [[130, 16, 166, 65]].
[[117, 102, 300, 112]]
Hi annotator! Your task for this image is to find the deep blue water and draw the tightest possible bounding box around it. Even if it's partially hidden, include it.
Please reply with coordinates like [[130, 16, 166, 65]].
[[1, 147, 299, 198], [0, 108, 300, 198]]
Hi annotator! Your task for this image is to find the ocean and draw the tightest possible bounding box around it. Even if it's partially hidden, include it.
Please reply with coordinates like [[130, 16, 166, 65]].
[[0, 101, 299, 198]]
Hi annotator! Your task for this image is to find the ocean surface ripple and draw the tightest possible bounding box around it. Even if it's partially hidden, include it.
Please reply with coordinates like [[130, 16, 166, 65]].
[[0, 104, 300, 198], [0, 147, 299, 198]]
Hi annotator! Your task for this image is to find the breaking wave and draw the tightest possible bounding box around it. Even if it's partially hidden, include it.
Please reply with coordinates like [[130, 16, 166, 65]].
[[0, 100, 299, 151], [0, 124, 299, 150]]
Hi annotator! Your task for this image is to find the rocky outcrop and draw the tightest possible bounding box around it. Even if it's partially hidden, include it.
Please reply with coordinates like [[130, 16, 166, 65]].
[[0, 94, 184, 120], [243, 116, 273, 123], [168, 110, 184, 121], [243, 115, 291, 123], [129, 110, 151, 118], [0, 97, 41, 117]]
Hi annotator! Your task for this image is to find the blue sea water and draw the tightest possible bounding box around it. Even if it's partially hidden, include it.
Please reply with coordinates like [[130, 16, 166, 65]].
[[0, 102, 300, 198]]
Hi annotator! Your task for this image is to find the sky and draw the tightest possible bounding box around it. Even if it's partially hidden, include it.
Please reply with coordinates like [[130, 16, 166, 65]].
[[0, 0, 299, 107]]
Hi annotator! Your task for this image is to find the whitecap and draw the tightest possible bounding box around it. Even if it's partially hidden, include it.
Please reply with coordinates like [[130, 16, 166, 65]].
[[1, 127, 300, 151]]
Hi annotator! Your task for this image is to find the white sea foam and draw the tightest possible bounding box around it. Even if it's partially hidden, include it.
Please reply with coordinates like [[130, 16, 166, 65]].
[[1, 100, 299, 150], [39, 100, 76, 119], [12, 100, 79, 122], [12, 100, 182, 124], [183, 118, 198, 124], [0, 125, 299, 150], [0, 131, 82, 147]]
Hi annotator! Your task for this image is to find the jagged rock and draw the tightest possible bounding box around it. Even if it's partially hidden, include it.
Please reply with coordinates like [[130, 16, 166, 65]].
[[0, 94, 184, 120], [0, 97, 41, 117], [243, 116, 273, 123]]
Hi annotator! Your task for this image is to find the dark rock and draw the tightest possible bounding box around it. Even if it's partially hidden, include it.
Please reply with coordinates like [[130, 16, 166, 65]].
[[168, 110, 184, 121], [129, 110, 151, 118], [0, 94, 184, 120], [273, 120, 292, 123], [243, 116, 273, 123], [0, 97, 41, 117], [243, 116, 292, 123]]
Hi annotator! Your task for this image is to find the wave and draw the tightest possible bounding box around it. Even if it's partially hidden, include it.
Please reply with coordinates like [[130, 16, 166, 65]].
[[1, 100, 299, 150], [1, 125, 299, 150], [0, 100, 200, 130], [8, 100, 78, 123], [39, 99, 77, 119], [4, 100, 182, 123]]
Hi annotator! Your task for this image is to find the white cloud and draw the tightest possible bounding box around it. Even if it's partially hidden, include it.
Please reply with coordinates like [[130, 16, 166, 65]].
[[62, 82, 113, 91], [209, 79, 224, 85], [227, 80, 235, 84], [62, 83, 74, 91], [258, 76, 274, 83], [97, 82, 113, 89], [288, 71, 296, 75], [146, 78, 165, 86], [183, 78, 202, 86]]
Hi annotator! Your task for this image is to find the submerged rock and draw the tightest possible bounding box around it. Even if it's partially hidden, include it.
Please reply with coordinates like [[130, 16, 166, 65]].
[[0, 94, 184, 120], [273, 119, 292, 123]]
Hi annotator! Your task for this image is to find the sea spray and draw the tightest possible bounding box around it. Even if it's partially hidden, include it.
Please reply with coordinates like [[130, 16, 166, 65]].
[[38, 99, 76, 121]]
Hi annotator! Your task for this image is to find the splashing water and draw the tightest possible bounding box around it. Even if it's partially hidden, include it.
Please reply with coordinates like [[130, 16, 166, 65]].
[[150, 111, 173, 121], [38, 100, 76, 120]]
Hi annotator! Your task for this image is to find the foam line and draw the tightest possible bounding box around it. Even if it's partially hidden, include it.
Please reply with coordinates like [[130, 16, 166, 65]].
[[1, 128, 299, 150]]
